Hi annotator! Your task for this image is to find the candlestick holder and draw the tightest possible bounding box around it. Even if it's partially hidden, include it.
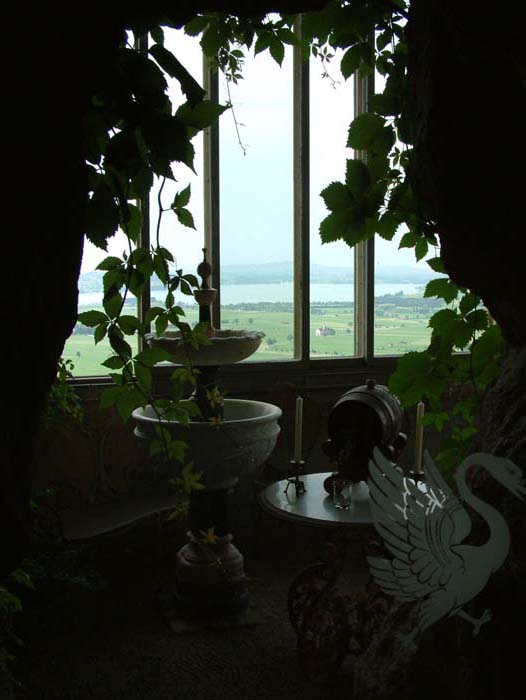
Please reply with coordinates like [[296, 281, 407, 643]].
[[284, 459, 306, 497], [405, 468, 426, 486]]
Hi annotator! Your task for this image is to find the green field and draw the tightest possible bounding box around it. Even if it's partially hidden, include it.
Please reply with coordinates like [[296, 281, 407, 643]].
[[63, 295, 443, 376]]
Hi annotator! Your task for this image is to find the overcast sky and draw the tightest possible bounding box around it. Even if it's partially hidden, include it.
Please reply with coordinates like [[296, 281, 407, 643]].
[[82, 28, 427, 277]]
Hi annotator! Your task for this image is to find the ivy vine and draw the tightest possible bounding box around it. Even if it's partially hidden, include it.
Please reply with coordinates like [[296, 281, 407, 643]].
[[77, 0, 502, 478]]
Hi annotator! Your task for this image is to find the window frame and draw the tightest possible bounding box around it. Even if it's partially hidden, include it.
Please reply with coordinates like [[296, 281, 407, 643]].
[[71, 21, 404, 391]]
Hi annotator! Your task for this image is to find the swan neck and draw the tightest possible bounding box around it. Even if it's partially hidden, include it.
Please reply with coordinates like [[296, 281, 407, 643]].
[[456, 462, 510, 569]]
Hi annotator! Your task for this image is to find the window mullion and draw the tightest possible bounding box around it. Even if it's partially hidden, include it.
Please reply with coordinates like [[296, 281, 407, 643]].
[[293, 16, 310, 362], [353, 67, 375, 362], [203, 56, 221, 328], [137, 32, 150, 349]]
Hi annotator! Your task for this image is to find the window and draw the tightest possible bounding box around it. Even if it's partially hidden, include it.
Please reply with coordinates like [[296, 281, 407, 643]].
[[70, 21, 438, 379]]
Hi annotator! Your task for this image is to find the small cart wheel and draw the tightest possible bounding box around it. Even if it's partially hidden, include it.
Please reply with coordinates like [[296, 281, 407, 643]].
[[287, 563, 333, 633], [297, 593, 350, 684]]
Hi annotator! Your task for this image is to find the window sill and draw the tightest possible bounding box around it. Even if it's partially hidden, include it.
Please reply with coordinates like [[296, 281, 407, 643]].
[[70, 355, 401, 400]]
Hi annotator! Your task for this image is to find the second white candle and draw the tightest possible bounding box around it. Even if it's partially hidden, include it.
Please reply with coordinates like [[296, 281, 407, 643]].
[[294, 396, 303, 463]]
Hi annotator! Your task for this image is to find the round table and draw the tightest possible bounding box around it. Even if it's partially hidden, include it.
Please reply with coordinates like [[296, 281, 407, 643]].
[[258, 472, 373, 527], [258, 473, 380, 684]]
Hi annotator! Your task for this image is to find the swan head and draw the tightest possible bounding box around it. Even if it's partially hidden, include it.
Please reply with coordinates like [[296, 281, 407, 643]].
[[463, 454, 526, 500]]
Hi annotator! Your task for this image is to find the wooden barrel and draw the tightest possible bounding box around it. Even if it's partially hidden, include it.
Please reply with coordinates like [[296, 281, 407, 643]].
[[327, 379, 406, 450]]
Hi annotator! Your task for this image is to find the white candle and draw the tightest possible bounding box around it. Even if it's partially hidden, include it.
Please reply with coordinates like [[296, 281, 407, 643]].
[[414, 401, 425, 473], [294, 396, 303, 463]]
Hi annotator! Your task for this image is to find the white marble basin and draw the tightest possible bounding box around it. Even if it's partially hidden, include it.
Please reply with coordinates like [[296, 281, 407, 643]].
[[145, 329, 265, 365], [132, 398, 282, 491]]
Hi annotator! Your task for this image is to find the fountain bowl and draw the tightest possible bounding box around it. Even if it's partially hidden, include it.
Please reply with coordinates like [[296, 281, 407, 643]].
[[132, 398, 282, 491], [145, 329, 265, 366]]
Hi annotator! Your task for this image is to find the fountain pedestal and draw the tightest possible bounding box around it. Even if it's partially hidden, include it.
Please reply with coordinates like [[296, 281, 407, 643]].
[[133, 249, 281, 625], [133, 398, 281, 625]]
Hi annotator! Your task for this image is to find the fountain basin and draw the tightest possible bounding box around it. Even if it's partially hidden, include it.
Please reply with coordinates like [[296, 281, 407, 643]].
[[132, 398, 282, 491], [146, 329, 265, 366]]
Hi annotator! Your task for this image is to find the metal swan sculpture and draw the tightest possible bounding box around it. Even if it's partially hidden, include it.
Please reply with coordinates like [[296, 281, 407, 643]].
[[367, 448, 526, 638]]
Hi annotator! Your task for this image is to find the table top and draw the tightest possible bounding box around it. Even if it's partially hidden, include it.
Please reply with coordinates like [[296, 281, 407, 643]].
[[258, 473, 373, 528]]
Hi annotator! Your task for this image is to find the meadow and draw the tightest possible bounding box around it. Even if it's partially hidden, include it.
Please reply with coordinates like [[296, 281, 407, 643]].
[[63, 295, 442, 376]]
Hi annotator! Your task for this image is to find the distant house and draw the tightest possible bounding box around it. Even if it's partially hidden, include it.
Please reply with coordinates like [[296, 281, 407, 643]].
[[315, 325, 336, 337]]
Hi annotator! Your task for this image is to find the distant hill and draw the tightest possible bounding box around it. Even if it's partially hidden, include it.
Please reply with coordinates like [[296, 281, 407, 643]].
[[78, 261, 438, 292]]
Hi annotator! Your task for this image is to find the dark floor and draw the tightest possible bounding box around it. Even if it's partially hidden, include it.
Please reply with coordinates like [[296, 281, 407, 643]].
[[11, 509, 368, 700]]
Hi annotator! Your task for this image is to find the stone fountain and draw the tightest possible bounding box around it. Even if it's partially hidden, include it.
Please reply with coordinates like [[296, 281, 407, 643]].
[[132, 250, 282, 622]]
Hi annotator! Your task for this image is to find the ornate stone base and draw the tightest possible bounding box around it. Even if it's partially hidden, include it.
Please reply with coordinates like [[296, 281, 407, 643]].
[[175, 531, 249, 618]]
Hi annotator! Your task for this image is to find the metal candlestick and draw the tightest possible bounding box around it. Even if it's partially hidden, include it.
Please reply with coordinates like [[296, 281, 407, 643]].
[[284, 459, 307, 497], [194, 247, 217, 335]]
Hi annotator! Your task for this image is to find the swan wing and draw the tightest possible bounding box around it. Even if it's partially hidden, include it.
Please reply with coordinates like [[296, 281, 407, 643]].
[[367, 448, 468, 601], [423, 450, 472, 543]]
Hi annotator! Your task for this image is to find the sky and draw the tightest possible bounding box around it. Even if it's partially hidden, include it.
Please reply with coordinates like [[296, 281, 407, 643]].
[[81, 28, 426, 277]]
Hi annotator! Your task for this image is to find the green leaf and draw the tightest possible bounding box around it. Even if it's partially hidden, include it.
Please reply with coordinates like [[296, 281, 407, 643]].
[[108, 326, 132, 358], [345, 159, 370, 197], [155, 314, 169, 336], [78, 310, 108, 327], [141, 113, 192, 167], [118, 315, 141, 335], [94, 323, 107, 344], [121, 203, 142, 243], [340, 45, 361, 79], [424, 278, 459, 304], [11, 568, 35, 590], [96, 256, 123, 272], [398, 231, 418, 249], [471, 325, 503, 388], [173, 184, 191, 208], [100, 385, 124, 410], [254, 32, 272, 55], [149, 44, 206, 105], [135, 347, 173, 366], [184, 15, 209, 37], [459, 292, 480, 315], [347, 113, 386, 150], [85, 182, 119, 249], [200, 20, 223, 57], [102, 356, 125, 370], [134, 362, 152, 393], [103, 290, 123, 319], [414, 238, 428, 261], [175, 100, 229, 131], [429, 309, 473, 349], [388, 351, 446, 407], [180, 279, 194, 296], [157, 246, 174, 262], [115, 387, 145, 423], [269, 37, 285, 66], [182, 273, 199, 287], [427, 256, 445, 273], [174, 207, 195, 229], [153, 253, 169, 284], [144, 306, 165, 324], [277, 27, 297, 45], [150, 25, 164, 45], [375, 212, 398, 240], [466, 308, 489, 331], [319, 210, 368, 246], [320, 182, 352, 212]]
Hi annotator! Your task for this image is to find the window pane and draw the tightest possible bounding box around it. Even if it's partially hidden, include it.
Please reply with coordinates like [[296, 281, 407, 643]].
[[310, 53, 355, 358], [150, 28, 203, 328], [219, 48, 294, 361], [68, 30, 204, 376], [373, 67, 443, 356], [65, 232, 139, 376], [374, 232, 443, 355]]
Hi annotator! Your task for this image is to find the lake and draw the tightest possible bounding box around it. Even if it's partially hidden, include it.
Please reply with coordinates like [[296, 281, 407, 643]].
[[77, 281, 424, 307]]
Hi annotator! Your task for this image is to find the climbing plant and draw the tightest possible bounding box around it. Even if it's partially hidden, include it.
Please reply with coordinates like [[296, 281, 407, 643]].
[[77, 0, 503, 475]]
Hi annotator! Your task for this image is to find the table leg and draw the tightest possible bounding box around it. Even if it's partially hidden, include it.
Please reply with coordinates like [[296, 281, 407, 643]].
[[289, 527, 390, 683]]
